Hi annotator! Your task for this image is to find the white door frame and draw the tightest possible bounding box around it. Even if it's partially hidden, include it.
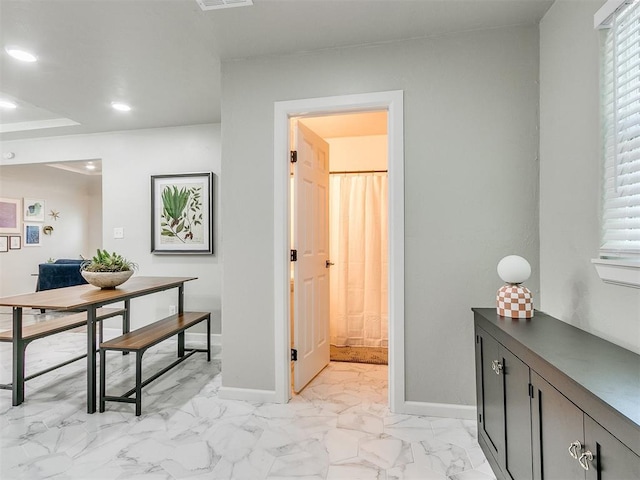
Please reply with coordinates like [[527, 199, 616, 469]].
[[273, 90, 405, 411]]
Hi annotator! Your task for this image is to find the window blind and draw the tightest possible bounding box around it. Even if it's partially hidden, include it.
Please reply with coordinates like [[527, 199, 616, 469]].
[[601, 1, 640, 257]]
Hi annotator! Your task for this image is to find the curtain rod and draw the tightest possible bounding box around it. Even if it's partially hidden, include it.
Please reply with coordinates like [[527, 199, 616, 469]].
[[329, 169, 388, 174]]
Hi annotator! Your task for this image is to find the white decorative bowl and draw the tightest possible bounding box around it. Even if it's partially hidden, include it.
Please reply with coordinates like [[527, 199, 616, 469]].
[[81, 270, 133, 289]]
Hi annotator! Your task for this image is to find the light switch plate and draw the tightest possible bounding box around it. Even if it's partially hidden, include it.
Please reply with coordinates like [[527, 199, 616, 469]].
[[113, 227, 124, 239]]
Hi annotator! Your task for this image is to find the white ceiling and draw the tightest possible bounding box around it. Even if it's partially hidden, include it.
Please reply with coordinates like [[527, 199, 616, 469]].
[[0, 0, 554, 142]]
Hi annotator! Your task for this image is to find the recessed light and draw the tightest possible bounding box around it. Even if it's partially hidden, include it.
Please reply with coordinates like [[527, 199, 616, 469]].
[[86, 163, 96, 170], [111, 102, 131, 112], [0, 100, 17, 109], [5, 47, 37, 63]]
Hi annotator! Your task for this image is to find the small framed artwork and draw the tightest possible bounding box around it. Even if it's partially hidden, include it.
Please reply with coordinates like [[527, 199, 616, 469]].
[[0, 236, 7, 253], [151, 172, 213, 254], [24, 198, 45, 222], [24, 223, 42, 247], [0, 197, 21, 234], [9, 236, 21, 250]]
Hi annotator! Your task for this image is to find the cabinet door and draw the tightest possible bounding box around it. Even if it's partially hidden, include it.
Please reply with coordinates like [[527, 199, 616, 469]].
[[584, 416, 640, 480], [503, 348, 532, 480], [531, 372, 584, 480], [477, 329, 505, 463]]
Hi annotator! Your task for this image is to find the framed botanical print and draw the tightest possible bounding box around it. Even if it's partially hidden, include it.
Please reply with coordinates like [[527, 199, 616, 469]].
[[151, 172, 213, 254]]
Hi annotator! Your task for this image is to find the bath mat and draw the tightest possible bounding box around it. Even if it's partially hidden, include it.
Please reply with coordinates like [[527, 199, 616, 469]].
[[330, 345, 388, 365]]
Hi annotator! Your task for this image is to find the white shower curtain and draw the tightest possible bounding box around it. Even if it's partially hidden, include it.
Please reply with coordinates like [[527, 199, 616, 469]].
[[329, 172, 388, 347]]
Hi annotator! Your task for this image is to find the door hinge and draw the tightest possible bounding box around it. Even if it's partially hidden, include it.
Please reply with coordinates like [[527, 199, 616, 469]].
[[290, 150, 297, 163], [290, 249, 297, 261], [528, 383, 534, 399], [291, 349, 298, 361]]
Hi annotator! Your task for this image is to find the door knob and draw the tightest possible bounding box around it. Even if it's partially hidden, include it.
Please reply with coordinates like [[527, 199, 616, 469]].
[[568, 441, 582, 459], [578, 451, 594, 471], [491, 360, 503, 375], [326, 260, 335, 268]]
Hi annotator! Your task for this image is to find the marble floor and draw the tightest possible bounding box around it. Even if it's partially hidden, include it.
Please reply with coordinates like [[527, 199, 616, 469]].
[[0, 311, 496, 480]]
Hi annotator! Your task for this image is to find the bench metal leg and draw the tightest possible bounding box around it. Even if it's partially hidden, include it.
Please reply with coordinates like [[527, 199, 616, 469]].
[[135, 351, 144, 416], [178, 332, 185, 358], [177, 286, 185, 359], [87, 307, 97, 414], [12, 307, 25, 406], [207, 314, 211, 362], [99, 349, 106, 412], [123, 300, 130, 356]]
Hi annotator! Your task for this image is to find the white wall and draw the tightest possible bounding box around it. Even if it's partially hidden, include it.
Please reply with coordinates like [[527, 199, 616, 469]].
[[0, 165, 101, 296], [0, 124, 222, 333], [221, 26, 540, 406], [540, 1, 640, 354], [327, 135, 387, 171]]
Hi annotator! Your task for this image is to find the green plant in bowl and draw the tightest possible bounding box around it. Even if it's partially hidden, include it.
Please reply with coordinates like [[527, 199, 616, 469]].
[[81, 249, 138, 272], [81, 249, 138, 289]]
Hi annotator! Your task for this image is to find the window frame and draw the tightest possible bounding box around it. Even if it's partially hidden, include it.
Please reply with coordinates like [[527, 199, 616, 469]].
[[593, 0, 640, 288]]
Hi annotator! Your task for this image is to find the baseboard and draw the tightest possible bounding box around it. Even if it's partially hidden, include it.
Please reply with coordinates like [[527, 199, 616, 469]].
[[400, 400, 477, 420], [186, 331, 222, 345], [217, 386, 280, 404], [102, 327, 221, 346]]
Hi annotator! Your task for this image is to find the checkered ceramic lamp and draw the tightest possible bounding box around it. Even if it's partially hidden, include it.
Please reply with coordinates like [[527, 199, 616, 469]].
[[496, 255, 534, 319]]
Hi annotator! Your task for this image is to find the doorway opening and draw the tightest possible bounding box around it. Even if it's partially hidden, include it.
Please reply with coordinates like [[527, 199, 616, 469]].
[[273, 90, 405, 412], [290, 111, 389, 395]]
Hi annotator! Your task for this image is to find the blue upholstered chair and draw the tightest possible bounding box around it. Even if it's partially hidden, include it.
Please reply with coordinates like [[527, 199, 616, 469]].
[[36, 259, 87, 292]]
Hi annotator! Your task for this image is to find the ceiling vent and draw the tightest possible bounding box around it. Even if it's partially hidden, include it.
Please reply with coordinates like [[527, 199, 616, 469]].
[[196, 0, 253, 11]]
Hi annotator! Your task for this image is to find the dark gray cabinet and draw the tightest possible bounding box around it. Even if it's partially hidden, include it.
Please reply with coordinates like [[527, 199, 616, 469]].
[[531, 372, 587, 480], [476, 328, 532, 480], [584, 415, 640, 480], [531, 372, 640, 480], [473, 308, 640, 480]]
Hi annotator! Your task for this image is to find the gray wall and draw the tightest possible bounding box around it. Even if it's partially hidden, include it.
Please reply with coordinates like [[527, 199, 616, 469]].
[[540, 1, 640, 354], [0, 124, 222, 333], [221, 26, 540, 405]]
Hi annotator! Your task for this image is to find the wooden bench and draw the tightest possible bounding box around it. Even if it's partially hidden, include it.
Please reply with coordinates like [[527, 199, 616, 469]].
[[99, 311, 210, 416], [0, 307, 126, 389]]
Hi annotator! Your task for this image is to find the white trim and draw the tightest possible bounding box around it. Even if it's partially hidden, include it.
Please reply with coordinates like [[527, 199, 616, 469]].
[[186, 332, 222, 345], [217, 386, 278, 403], [591, 258, 640, 288], [594, 0, 628, 29], [0, 118, 80, 133], [401, 401, 477, 420], [274, 90, 405, 411]]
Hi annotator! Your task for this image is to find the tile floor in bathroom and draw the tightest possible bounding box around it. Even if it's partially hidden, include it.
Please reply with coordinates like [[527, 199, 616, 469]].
[[0, 310, 496, 480]]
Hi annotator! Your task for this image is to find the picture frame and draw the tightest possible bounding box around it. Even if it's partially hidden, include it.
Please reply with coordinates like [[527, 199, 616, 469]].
[[0, 236, 7, 253], [24, 223, 42, 246], [9, 236, 21, 250], [0, 197, 21, 234], [151, 172, 213, 254], [23, 198, 45, 222]]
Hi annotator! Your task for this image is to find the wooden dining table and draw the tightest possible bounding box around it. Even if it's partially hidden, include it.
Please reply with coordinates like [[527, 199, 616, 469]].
[[0, 276, 196, 413]]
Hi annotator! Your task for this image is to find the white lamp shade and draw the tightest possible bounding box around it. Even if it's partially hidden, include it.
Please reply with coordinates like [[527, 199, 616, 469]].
[[497, 255, 531, 284]]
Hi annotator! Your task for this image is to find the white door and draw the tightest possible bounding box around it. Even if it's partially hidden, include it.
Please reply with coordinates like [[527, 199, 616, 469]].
[[292, 121, 330, 393]]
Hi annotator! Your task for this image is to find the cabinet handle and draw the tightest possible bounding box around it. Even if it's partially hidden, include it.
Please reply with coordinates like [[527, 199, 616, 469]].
[[568, 441, 582, 459], [578, 451, 593, 471], [491, 360, 503, 375]]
